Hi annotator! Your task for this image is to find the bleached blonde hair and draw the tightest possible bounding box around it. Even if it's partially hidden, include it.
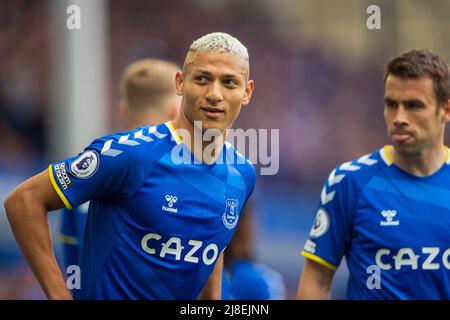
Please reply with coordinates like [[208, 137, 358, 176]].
[[183, 32, 250, 78]]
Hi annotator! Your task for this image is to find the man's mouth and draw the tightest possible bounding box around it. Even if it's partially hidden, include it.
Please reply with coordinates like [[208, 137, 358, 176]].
[[201, 107, 224, 119], [392, 132, 412, 143]]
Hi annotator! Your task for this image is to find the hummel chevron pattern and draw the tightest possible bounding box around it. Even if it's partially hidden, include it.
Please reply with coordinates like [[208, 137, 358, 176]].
[[320, 154, 377, 205], [357, 154, 378, 166], [118, 134, 140, 146], [101, 126, 167, 157], [339, 161, 360, 171], [321, 186, 336, 206], [134, 130, 153, 142], [101, 140, 123, 157], [328, 169, 345, 187], [149, 126, 167, 139]]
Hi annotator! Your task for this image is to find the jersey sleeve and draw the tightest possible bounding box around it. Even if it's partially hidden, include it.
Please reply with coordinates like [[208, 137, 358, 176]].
[[301, 166, 355, 270], [48, 133, 153, 209]]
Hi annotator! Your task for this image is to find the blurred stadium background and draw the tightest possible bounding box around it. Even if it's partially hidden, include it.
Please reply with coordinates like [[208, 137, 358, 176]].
[[0, 0, 449, 299]]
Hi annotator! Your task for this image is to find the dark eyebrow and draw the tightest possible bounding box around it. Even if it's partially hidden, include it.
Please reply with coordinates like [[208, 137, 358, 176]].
[[403, 99, 426, 108], [404, 99, 425, 105], [384, 97, 396, 104], [384, 97, 426, 108]]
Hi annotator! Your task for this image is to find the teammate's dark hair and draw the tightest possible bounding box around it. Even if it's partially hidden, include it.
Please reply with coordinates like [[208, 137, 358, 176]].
[[384, 49, 450, 106]]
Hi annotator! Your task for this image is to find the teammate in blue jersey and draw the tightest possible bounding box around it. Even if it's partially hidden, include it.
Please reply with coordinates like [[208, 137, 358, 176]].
[[4, 32, 256, 300], [58, 58, 181, 271], [222, 204, 286, 300], [297, 49, 450, 300]]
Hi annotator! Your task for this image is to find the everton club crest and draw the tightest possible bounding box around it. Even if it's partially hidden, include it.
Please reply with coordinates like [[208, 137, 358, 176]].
[[222, 198, 239, 229]]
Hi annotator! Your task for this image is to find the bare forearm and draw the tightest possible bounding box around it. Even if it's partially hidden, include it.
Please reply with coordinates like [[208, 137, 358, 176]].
[[198, 275, 222, 300], [297, 259, 334, 300], [297, 277, 331, 300], [5, 192, 71, 300]]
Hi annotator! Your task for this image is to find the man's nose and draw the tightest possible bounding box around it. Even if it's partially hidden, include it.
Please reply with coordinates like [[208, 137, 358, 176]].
[[393, 105, 409, 127], [205, 82, 223, 105]]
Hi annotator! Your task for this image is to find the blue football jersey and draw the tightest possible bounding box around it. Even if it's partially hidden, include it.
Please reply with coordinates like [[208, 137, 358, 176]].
[[223, 260, 286, 300], [59, 203, 88, 270], [302, 145, 450, 299], [49, 122, 256, 299]]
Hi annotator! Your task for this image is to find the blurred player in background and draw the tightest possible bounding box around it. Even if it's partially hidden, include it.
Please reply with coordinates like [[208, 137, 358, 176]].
[[298, 49, 450, 299], [5, 32, 256, 299], [222, 202, 286, 300], [59, 58, 181, 270]]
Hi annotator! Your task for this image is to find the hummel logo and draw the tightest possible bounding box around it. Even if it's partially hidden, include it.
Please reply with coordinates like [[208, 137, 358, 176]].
[[166, 195, 177, 207], [380, 210, 399, 226], [162, 194, 178, 213]]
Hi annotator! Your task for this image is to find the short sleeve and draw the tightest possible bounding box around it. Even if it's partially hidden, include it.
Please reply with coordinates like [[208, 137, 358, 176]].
[[301, 166, 354, 270], [49, 134, 151, 209]]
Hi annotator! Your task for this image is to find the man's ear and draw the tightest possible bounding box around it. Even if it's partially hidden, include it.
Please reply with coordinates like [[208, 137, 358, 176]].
[[442, 99, 450, 123], [241, 79, 254, 106], [168, 97, 181, 121], [175, 71, 184, 96], [119, 99, 128, 118]]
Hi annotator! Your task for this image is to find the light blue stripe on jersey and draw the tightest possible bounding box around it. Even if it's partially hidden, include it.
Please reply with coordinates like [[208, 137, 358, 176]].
[[367, 176, 450, 210], [159, 151, 247, 195]]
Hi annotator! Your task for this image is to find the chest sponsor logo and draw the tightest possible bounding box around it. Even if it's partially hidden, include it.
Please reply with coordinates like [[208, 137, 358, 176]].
[[70, 150, 99, 179], [222, 198, 239, 229], [141, 233, 219, 265], [375, 247, 450, 270], [162, 194, 178, 213], [380, 209, 399, 226]]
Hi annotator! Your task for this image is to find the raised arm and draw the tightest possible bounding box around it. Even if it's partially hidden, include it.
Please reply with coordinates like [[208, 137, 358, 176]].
[[297, 258, 335, 300], [4, 169, 72, 299]]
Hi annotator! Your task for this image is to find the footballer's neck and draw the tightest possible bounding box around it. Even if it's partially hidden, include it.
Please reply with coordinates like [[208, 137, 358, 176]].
[[127, 118, 165, 131], [389, 143, 447, 177], [172, 115, 226, 164]]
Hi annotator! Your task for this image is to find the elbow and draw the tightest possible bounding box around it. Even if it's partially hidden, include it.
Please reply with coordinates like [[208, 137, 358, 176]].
[[4, 190, 18, 217], [4, 193, 17, 229], [4, 186, 34, 221], [4, 188, 23, 222]]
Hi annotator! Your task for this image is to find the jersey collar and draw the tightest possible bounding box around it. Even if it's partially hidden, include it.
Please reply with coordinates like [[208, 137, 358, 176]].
[[165, 121, 182, 145], [445, 146, 450, 165], [380, 145, 450, 166], [379, 145, 394, 166]]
